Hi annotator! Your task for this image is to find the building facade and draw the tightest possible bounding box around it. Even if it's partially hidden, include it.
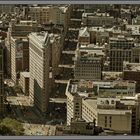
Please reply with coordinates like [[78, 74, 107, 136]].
[[123, 61, 140, 93], [74, 49, 102, 80], [29, 32, 51, 114], [28, 5, 71, 32], [5, 20, 38, 77], [19, 72, 30, 95], [11, 37, 29, 83], [109, 36, 134, 72]]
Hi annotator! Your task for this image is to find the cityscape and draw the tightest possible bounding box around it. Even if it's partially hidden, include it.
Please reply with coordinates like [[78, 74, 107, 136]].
[[0, 4, 140, 136]]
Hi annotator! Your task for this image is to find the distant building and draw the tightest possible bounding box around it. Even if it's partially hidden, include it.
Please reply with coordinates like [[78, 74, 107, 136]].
[[78, 27, 90, 45], [28, 5, 71, 33], [132, 44, 140, 63], [74, 44, 105, 80], [50, 34, 62, 76], [0, 5, 15, 13], [5, 20, 38, 77], [121, 9, 132, 24], [68, 118, 102, 135], [29, 31, 51, 114], [132, 16, 140, 25], [11, 37, 29, 83], [123, 61, 140, 92], [74, 50, 102, 80], [125, 25, 140, 43], [93, 80, 136, 96], [66, 80, 140, 134], [82, 97, 132, 134], [109, 36, 134, 72], [65, 79, 140, 134], [83, 4, 109, 13], [82, 12, 114, 27], [19, 72, 30, 95]]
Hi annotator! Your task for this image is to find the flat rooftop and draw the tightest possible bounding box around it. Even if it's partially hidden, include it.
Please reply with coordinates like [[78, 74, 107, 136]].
[[123, 62, 140, 72], [102, 71, 122, 81], [20, 72, 30, 78], [110, 36, 134, 41], [83, 98, 97, 110], [82, 12, 112, 18], [29, 31, 50, 47], [68, 79, 136, 97], [11, 36, 28, 42], [98, 109, 132, 115]]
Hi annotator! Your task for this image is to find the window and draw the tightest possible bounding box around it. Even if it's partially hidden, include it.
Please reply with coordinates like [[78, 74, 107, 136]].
[[105, 116, 107, 127]]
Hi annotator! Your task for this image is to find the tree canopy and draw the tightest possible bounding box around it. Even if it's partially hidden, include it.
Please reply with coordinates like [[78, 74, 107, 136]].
[[0, 118, 24, 135]]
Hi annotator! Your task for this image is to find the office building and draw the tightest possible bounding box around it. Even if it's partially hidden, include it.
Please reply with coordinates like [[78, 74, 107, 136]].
[[82, 12, 114, 27], [5, 20, 38, 77], [28, 5, 71, 32], [123, 61, 140, 92], [109, 36, 134, 72], [66, 79, 140, 134], [11, 37, 29, 83], [74, 49, 102, 80], [29, 31, 51, 114]]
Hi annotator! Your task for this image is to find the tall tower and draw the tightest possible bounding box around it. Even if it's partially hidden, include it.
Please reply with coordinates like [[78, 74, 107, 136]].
[[29, 32, 51, 114]]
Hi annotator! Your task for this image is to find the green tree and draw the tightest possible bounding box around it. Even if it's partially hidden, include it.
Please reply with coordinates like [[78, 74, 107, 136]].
[[0, 124, 14, 135], [0, 118, 24, 135]]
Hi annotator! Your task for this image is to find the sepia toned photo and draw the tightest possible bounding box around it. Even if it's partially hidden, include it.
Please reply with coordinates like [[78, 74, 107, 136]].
[[0, 4, 139, 136]]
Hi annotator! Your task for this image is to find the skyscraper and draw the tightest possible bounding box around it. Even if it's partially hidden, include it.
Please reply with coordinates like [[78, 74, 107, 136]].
[[29, 31, 51, 114]]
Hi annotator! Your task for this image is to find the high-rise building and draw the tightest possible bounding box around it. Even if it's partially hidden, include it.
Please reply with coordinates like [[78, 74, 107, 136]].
[[0, 40, 5, 114], [109, 36, 134, 72], [11, 37, 29, 83], [28, 5, 71, 33], [29, 31, 51, 114], [5, 20, 38, 77]]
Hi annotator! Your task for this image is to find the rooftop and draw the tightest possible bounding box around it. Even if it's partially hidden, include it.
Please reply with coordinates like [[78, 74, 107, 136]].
[[83, 98, 97, 110], [20, 72, 30, 78], [110, 35, 134, 41], [67, 79, 136, 98], [126, 25, 140, 35], [82, 12, 112, 18], [79, 43, 106, 49], [29, 5, 68, 13], [79, 27, 90, 37], [29, 31, 50, 47], [80, 53, 102, 61], [11, 36, 28, 42], [102, 71, 122, 81], [123, 62, 140, 72], [98, 109, 132, 115], [68, 80, 95, 97]]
